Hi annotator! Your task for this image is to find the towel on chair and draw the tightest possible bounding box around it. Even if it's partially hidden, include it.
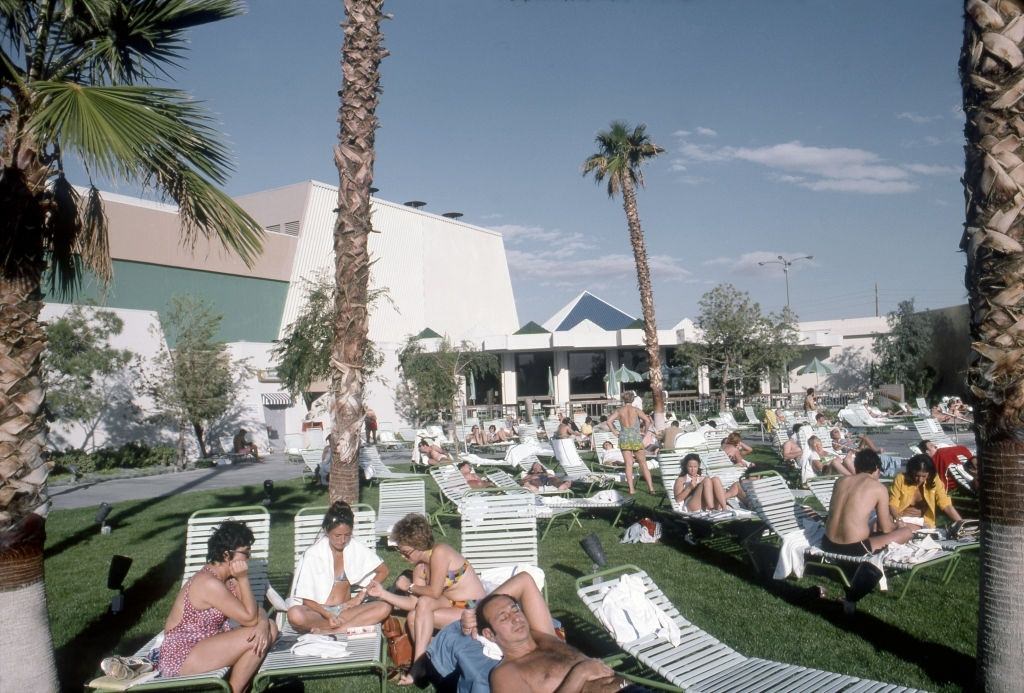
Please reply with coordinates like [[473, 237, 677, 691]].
[[596, 573, 681, 647], [774, 521, 825, 580], [289, 634, 350, 659]]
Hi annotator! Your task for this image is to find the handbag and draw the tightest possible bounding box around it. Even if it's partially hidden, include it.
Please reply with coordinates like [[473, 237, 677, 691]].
[[382, 615, 413, 670]]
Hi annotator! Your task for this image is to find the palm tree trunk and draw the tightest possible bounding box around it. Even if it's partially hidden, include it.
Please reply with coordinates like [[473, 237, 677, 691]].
[[0, 270, 59, 691], [330, 0, 386, 504], [961, 2, 1024, 689], [620, 178, 665, 422]]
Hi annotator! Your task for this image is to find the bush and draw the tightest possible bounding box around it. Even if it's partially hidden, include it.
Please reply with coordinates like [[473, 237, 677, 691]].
[[51, 442, 176, 475]]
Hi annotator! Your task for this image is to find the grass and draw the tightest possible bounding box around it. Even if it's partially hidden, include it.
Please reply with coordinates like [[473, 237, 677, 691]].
[[46, 446, 977, 692]]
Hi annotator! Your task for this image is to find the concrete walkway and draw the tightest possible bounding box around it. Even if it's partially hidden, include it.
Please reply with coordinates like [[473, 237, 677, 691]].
[[49, 453, 308, 511]]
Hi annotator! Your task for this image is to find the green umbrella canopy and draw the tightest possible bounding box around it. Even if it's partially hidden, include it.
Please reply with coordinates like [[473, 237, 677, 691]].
[[797, 357, 834, 376], [613, 364, 645, 383]]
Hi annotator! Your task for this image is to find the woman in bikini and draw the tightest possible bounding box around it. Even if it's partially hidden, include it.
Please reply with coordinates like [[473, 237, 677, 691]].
[[673, 453, 742, 512], [366, 513, 485, 685], [157, 521, 277, 691], [286, 501, 391, 633], [605, 390, 655, 494], [721, 431, 754, 468]]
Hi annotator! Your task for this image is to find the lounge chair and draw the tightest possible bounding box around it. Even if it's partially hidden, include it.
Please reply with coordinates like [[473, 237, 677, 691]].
[[427, 465, 479, 535], [374, 479, 426, 539], [301, 449, 324, 483], [576, 565, 926, 692], [741, 474, 967, 600], [89, 507, 271, 692], [948, 464, 976, 494], [658, 456, 754, 524], [550, 437, 623, 486], [255, 505, 386, 692], [805, 475, 840, 512], [458, 490, 538, 571], [914, 397, 930, 418], [358, 445, 426, 483]]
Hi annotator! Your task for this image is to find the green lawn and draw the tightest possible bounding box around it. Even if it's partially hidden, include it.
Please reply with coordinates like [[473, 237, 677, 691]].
[[47, 447, 977, 692]]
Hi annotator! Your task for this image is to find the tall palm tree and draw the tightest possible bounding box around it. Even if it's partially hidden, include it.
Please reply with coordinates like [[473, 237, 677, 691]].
[[961, 1, 1024, 689], [329, 0, 386, 504], [582, 121, 666, 422], [0, 1, 263, 686]]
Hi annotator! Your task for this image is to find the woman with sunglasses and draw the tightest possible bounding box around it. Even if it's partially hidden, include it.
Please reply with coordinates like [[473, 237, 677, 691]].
[[157, 521, 277, 691], [366, 513, 485, 685], [287, 501, 391, 633]]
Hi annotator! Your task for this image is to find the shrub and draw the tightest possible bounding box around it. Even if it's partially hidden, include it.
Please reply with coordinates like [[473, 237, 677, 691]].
[[51, 442, 176, 475]]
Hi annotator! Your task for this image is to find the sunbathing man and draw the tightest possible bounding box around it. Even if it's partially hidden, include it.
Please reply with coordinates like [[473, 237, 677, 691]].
[[418, 440, 451, 466], [824, 450, 914, 613], [521, 461, 571, 492], [458, 461, 494, 489], [476, 588, 628, 692], [800, 435, 854, 485], [918, 439, 977, 491]]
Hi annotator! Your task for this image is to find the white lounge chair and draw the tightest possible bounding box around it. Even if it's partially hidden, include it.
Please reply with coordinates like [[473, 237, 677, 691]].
[[91, 507, 271, 692], [374, 479, 426, 539], [805, 475, 840, 512], [576, 565, 926, 692], [948, 464, 976, 494], [658, 456, 753, 525], [550, 437, 623, 486], [459, 490, 538, 570], [358, 445, 426, 483]]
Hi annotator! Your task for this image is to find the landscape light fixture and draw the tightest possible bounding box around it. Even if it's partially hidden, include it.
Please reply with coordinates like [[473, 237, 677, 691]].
[[96, 502, 113, 534], [107, 555, 133, 615], [262, 479, 274, 507], [580, 533, 608, 574], [757, 254, 814, 309]]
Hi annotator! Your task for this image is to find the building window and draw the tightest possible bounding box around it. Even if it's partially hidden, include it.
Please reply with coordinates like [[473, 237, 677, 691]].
[[569, 350, 607, 396], [515, 352, 554, 397]]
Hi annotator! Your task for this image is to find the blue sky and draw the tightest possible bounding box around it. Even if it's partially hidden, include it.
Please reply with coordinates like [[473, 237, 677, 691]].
[[138, 0, 967, 326]]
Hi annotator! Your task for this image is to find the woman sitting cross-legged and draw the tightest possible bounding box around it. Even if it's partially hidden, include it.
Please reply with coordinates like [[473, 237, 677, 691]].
[[366, 513, 486, 686], [673, 453, 743, 512], [889, 454, 963, 529], [287, 501, 392, 634], [157, 521, 277, 692]]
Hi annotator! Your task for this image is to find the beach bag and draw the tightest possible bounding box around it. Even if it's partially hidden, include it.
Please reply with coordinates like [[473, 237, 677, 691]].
[[382, 615, 413, 669]]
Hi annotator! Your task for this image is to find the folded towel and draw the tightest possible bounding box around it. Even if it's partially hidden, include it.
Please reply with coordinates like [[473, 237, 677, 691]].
[[289, 634, 350, 659]]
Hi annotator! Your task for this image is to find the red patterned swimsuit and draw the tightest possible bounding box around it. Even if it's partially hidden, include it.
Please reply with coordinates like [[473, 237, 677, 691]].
[[158, 565, 238, 678]]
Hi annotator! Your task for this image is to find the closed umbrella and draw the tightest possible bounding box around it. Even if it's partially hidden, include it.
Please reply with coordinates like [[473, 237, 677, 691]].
[[547, 366, 555, 399], [467, 370, 477, 403], [606, 365, 620, 398]]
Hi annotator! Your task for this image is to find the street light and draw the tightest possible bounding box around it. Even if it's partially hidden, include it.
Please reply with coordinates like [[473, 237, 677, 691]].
[[757, 254, 814, 309]]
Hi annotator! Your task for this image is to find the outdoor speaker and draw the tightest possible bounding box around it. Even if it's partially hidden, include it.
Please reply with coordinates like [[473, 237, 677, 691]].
[[107, 555, 132, 590], [580, 533, 607, 568]]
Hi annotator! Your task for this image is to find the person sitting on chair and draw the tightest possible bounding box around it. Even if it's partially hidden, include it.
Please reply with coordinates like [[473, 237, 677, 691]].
[[823, 449, 914, 614], [487, 425, 513, 444], [287, 501, 391, 633], [800, 435, 854, 485], [673, 453, 743, 511], [232, 428, 258, 460], [418, 440, 451, 466], [889, 454, 963, 528], [156, 521, 277, 689], [467, 425, 488, 447], [660, 420, 682, 451], [918, 439, 977, 491], [721, 431, 754, 468], [599, 440, 625, 466]]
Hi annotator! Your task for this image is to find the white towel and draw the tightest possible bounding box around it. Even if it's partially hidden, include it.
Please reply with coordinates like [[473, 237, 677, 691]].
[[595, 574, 681, 646], [774, 521, 825, 579], [289, 634, 350, 659]]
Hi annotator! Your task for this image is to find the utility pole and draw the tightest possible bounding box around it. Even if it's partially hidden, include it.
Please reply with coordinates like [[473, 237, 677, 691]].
[[758, 255, 814, 309]]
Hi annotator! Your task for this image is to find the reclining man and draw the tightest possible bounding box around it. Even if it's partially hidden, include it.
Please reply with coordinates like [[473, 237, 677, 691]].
[[824, 449, 914, 614], [425, 572, 636, 692]]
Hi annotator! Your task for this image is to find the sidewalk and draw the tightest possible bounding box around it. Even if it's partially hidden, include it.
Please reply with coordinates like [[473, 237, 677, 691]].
[[49, 452, 307, 511]]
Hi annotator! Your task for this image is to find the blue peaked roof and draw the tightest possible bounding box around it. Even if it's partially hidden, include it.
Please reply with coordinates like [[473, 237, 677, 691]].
[[546, 291, 636, 331]]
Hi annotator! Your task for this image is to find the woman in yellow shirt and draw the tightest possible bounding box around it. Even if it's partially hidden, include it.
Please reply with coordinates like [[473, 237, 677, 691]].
[[889, 454, 963, 528]]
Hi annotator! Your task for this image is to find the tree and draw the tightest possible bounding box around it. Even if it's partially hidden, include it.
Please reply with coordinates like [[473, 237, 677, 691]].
[[147, 295, 247, 461], [0, 3, 263, 687], [44, 305, 137, 451], [872, 299, 936, 399], [272, 273, 385, 401], [961, 3, 1024, 688], [678, 284, 799, 411], [329, 0, 387, 504], [582, 121, 666, 424], [395, 337, 499, 449]]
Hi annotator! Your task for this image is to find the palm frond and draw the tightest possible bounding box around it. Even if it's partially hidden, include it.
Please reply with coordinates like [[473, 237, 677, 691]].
[[46, 174, 85, 297], [77, 183, 111, 283], [61, 0, 247, 83], [0, 0, 28, 49], [582, 120, 663, 197]]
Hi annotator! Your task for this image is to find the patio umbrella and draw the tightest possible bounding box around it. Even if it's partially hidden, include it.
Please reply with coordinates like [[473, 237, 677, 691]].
[[613, 364, 644, 384], [467, 370, 476, 402], [797, 357, 834, 387], [547, 366, 555, 398], [606, 365, 620, 398]]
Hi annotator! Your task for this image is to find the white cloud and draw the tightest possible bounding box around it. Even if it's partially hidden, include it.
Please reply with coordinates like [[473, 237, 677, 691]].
[[671, 133, 957, 194], [678, 175, 709, 185], [672, 129, 692, 137], [704, 251, 816, 276], [695, 127, 718, 137], [496, 223, 690, 286], [897, 111, 942, 124]]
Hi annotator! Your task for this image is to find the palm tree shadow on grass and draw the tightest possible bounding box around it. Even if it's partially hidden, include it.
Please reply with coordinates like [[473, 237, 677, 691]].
[[56, 544, 184, 689]]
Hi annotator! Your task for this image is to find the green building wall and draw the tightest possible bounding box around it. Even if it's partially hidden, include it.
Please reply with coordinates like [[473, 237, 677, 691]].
[[64, 260, 289, 344]]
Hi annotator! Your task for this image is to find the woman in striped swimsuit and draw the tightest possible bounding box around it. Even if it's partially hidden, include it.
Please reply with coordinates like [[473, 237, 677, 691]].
[[157, 521, 277, 691]]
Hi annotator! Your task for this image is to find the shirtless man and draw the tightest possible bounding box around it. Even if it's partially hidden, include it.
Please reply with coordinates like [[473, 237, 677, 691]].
[[476, 592, 626, 692], [418, 440, 451, 466], [824, 449, 914, 613], [800, 435, 854, 485], [457, 461, 494, 489]]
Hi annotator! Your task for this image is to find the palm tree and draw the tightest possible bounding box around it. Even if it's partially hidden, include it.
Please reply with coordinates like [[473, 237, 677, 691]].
[[961, 2, 1024, 689], [582, 121, 666, 422], [0, 1, 263, 686], [329, 0, 386, 504]]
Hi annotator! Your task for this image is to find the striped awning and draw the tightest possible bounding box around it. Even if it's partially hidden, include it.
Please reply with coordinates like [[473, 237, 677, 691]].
[[262, 392, 293, 407]]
